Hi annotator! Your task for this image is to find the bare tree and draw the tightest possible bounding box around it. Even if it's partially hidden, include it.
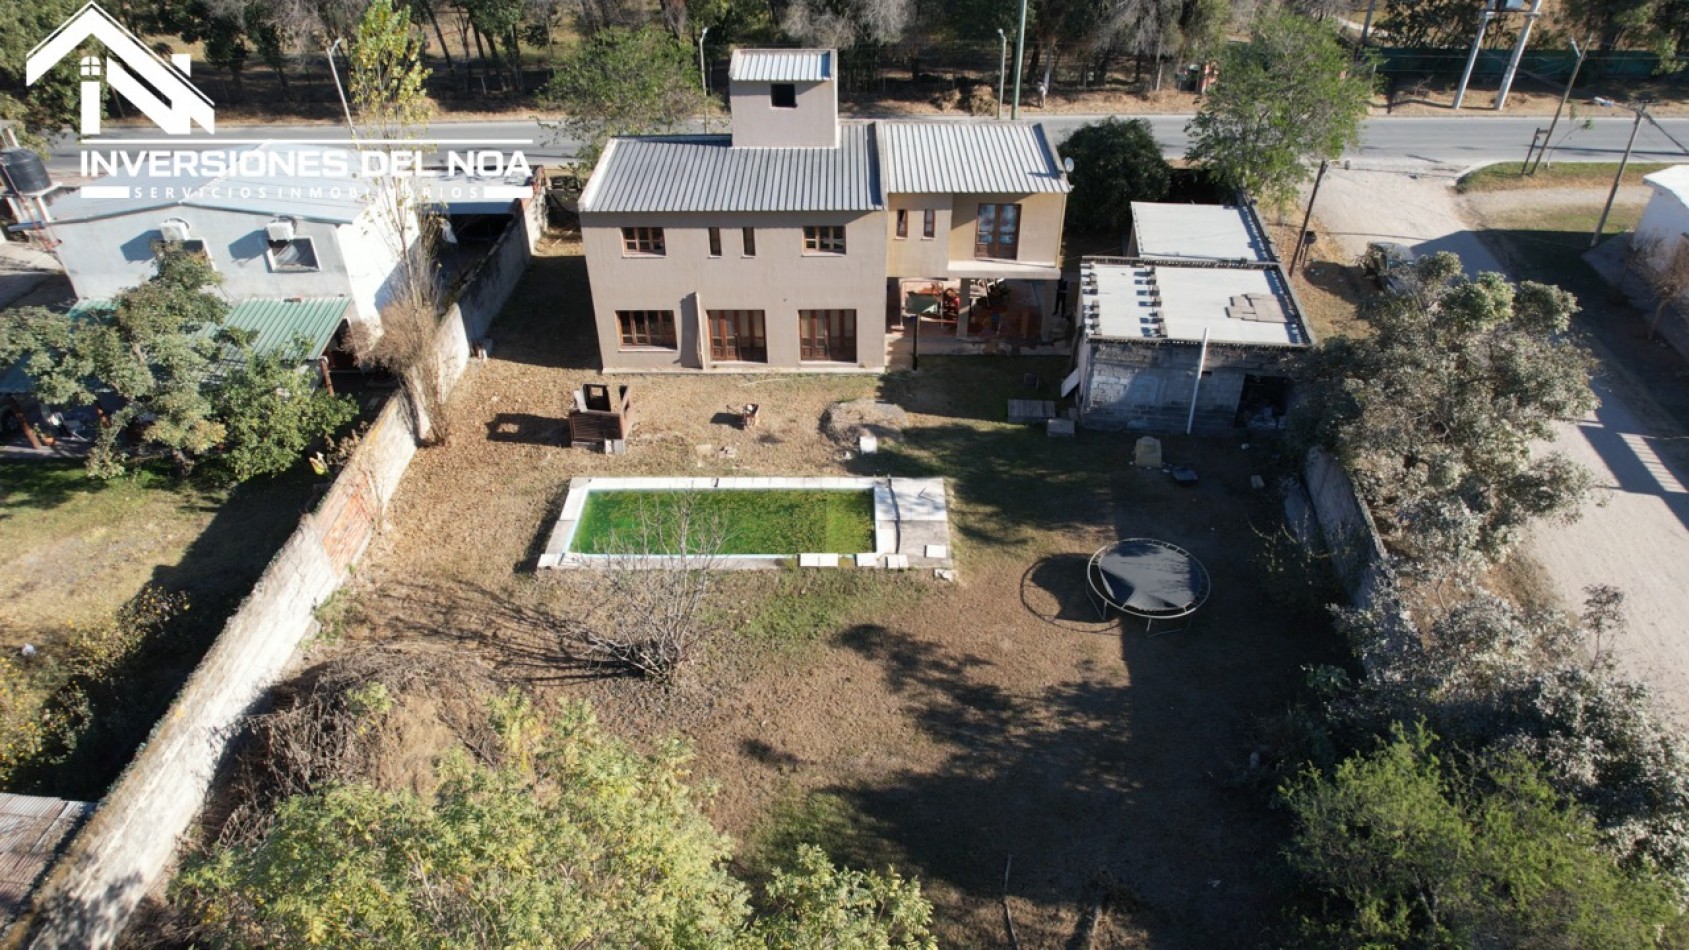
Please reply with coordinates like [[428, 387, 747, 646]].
[[1629, 233, 1689, 341], [563, 496, 727, 683]]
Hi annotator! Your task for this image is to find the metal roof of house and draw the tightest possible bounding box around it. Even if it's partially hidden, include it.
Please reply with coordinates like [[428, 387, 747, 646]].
[[729, 49, 833, 82], [1081, 258, 1308, 347], [1643, 165, 1689, 205], [877, 122, 1070, 195], [0, 793, 92, 927], [579, 124, 881, 214], [51, 142, 380, 225], [70, 297, 350, 361], [1130, 202, 1273, 262]]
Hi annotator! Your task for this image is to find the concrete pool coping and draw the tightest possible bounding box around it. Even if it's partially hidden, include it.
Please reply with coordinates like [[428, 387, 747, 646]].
[[537, 476, 953, 572]]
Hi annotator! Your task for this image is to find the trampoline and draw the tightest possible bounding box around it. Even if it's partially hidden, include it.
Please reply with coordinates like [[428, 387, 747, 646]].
[[1086, 538, 1211, 634]]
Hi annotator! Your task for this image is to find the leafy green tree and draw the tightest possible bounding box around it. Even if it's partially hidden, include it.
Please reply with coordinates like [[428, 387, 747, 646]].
[[0, 247, 352, 480], [350, 0, 433, 139], [0, 0, 81, 144], [1282, 723, 1687, 947], [539, 26, 703, 166], [178, 698, 937, 948], [1185, 13, 1372, 208], [1058, 118, 1171, 234], [210, 343, 358, 484], [749, 845, 938, 950], [1300, 252, 1597, 570]]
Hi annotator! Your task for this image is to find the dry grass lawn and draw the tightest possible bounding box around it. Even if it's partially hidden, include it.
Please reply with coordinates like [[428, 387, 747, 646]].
[[324, 237, 1343, 947]]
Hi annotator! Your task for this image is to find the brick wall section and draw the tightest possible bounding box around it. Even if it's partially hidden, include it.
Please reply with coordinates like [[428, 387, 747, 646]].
[[1081, 340, 1297, 436], [12, 194, 543, 950]]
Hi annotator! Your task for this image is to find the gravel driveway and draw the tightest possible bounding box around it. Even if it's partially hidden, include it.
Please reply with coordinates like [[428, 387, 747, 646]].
[[1311, 166, 1689, 724]]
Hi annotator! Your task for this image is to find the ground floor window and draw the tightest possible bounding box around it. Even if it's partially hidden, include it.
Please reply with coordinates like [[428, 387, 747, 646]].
[[617, 310, 676, 349], [708, 309, 767, 362], [798, 309, 857, 362]]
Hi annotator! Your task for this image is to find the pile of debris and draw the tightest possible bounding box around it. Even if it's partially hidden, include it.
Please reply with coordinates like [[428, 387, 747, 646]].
[[821, 399, 907, 446]]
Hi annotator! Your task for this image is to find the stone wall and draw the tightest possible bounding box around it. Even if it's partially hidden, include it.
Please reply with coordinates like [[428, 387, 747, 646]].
[[1079, 339, 1296, 435], [12, 195, 543, 950]]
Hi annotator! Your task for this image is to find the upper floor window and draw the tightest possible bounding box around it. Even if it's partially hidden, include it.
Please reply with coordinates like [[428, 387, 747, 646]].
[[617, 310, 677, 349], [923, 209, 937, 239], [803, 225, 846, 255], [771, 83, 797, 108], [621, 226, 665, 256], [742, 227, 757, 257], [895, 210, 908, 239], [974, 203, 1020, 260], [708, 227, 722, 258]]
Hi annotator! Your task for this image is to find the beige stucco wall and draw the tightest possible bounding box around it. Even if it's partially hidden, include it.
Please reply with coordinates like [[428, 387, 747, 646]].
[[946, 192, 1066, 268], [582, 209, 888, 372], [885, 195, 953, 277], [728, 79, 838, 148]]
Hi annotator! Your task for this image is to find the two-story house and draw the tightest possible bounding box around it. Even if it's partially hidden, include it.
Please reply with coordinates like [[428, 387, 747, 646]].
[[578, 48, 1070, 373]]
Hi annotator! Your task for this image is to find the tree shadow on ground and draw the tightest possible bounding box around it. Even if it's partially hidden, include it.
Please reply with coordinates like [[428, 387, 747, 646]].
[[347, 577, 623, 686], [831, 615, 1315, 948], [13, 467, 322, 800]]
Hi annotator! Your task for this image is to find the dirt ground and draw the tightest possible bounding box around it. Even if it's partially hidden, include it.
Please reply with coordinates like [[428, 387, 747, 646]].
[[321, 237, 1342, 947], [1307, 164, 1689, 727]]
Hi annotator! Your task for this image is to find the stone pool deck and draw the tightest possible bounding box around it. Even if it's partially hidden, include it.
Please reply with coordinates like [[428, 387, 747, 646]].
[[537, 476, 954, 573]]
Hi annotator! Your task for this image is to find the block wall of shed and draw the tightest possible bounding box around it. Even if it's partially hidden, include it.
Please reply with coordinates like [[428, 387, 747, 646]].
[[1079, 339, 1296, 436]]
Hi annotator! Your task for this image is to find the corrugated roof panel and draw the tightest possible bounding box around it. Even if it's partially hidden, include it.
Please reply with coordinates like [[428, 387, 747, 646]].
[[729, 49, 832, 82], [1, 794, 92, 926], [877, 122, 1070, 195], [580, 124, 882, 214], [70, 297, 348, 362]]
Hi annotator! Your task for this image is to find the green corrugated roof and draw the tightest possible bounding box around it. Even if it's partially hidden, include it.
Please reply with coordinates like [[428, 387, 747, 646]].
[[68, 297, 350, 361]]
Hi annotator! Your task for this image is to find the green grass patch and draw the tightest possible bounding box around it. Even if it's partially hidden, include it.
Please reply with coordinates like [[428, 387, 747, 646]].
[[570, 489, 875, 556], [1456, 161, 1673, 194], [729, 570, 920, 647]]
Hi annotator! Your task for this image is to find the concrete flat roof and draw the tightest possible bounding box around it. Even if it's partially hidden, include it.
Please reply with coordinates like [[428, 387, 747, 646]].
[[1129, 202, 1272, 262], [1081, 258, 1308, 347]]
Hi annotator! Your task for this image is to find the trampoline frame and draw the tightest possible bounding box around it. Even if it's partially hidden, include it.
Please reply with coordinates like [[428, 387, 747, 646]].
[[1086, 538, 1212, 634]]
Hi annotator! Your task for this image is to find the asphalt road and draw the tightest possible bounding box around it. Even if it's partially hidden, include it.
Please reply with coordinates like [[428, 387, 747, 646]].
[[44, 111, 1689, 176]]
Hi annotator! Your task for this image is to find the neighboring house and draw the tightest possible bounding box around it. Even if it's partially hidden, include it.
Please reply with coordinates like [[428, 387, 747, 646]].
[[1634, 165, 1689, 293], [42, 143, 416, 324], [577, 48, 1070, 373], [1070, 201, 1311, 435]]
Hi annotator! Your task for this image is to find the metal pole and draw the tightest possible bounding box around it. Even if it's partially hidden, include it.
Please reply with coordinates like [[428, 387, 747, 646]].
[[325, 39, 358, 141], [1454, 11, 1492, 110], [1011, 0, 1028, 120], [996, 29, 1007, 121], [697, 27, 710, 132], [1359, 0, 1380, 48], [1495, 0, 1544, 111], [1185, 327, 1210, 435], [1521, 128, 1542, 175], [1591, 104, 1646, 248], [1291, 160, 1329, 273], [1531, 37, 1586, 173]]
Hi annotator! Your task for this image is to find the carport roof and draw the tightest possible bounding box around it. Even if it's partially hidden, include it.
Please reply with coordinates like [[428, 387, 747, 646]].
[[69, 296, 350, 363]]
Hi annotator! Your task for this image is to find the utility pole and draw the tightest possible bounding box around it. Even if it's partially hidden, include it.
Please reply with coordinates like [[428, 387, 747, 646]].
[[996, 29, 1008, 120], [1453, 10, 1494, 110], [1520, 128, 1543, 175], [1359, 0, 1380, 48], [1591, 98, 1648, 248], [1495, 0, 1544, 110], [1530, 37, 1587, 173], [1010, 0, 1028, 120], [697, 26, 710, 132], [1291, 160, 1330, 274]]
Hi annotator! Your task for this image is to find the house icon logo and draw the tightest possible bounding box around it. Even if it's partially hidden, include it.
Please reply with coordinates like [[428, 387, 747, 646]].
[[27, 1, 214, 136]]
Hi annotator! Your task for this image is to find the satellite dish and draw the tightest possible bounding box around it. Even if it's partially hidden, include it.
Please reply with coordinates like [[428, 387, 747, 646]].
[[1063, 156, 1075, 173]]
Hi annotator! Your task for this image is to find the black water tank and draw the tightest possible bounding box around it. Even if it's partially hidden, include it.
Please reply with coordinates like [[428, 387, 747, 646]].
[[0, 148, 52, 196]]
